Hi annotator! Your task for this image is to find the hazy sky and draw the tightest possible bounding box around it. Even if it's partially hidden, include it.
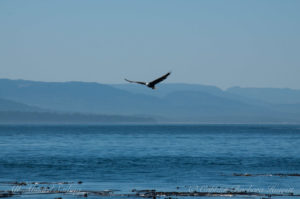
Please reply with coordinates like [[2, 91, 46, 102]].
[[0, 0, 299, 89]]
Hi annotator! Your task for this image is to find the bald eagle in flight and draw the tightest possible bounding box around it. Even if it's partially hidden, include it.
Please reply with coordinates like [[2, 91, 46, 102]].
[[125, 72, 171, 89]]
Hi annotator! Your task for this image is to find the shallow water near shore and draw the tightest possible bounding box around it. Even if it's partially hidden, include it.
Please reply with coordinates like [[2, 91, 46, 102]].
[[0, 124, 300, 198]]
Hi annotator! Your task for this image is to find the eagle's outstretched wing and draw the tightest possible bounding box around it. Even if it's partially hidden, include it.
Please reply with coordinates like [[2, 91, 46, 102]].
[[149, 72, 171, 86], [124, 78, 147, 85]]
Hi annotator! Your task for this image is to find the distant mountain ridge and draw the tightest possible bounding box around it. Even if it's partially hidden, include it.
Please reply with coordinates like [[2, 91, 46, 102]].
[[112, 83, 223, 98], [112, 83, 300, 104], [0, 97, 42, 112], [1, 78, 300, 123], [0, 92, 155, 124], [227, 86, 300, 104]]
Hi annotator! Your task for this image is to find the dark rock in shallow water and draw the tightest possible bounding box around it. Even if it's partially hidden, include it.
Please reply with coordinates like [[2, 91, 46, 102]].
[[233, 173, 252, 176], [12, 181, 27, 186], [136, 189, 156, 193], [275, 173, 300, 177], [0, 191, 13, 198]]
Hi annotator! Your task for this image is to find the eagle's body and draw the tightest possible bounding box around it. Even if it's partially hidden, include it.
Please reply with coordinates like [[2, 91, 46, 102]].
[[125, 72, 171, 89]]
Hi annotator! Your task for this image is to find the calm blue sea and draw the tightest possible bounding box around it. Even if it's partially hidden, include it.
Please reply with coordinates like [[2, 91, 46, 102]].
[[0, 125, 300, 198]]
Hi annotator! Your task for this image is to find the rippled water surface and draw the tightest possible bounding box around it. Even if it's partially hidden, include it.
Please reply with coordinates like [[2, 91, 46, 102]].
[[0, 125, 300, 198]]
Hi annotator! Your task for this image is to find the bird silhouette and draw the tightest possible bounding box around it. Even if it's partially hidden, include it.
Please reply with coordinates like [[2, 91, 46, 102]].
[[125, 72, 171, 89]]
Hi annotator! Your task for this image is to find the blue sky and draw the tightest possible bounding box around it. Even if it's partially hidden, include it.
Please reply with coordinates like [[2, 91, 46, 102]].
[[0, 0, 299, 89]]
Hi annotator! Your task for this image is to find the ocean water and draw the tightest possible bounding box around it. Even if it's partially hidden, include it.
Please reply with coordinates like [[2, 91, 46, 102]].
[[0, 124, 300, 198]]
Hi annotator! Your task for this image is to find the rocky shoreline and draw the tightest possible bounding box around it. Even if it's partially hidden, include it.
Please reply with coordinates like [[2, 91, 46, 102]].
[[1, 179, 300, 198]]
